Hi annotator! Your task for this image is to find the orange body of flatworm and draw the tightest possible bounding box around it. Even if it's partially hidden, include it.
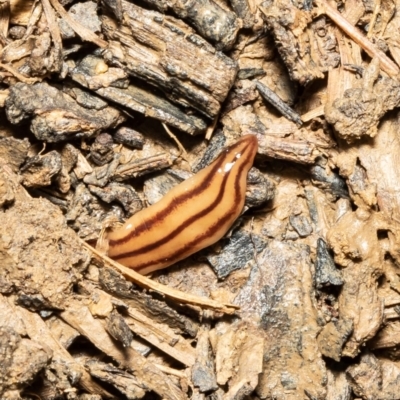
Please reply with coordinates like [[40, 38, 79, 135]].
[[107, 134, 258, 275]]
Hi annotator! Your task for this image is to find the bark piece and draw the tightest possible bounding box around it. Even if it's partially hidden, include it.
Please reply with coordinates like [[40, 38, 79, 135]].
[[192, 327, 218, 393], [205, 230, 267, 279], [99, 267, 199, 338], [70, 54, 129, 90], [41, 0, 62, 74], [5, 82, 124, 142], [348, 353, 382, 397], [114, 127, 144, 149], [10, 0, 34, 25], [84, 154, 121, 188], [371, 320, 400, 350], [222, 84, 259, 117], [310, 15, 341, 70], [355, 113, 400, 221], [106, 309, 134, 348], [261, 179, 318, 241], [257, 133, 321, 164], [68, 1, 101, 34], [99, 83, 208, 135], [139, 0, 240, 50], [346, 352, 400, 400], [317, 319, 353, 361], [314, 238, 343, 288], [28, 30, 60, 76], [327, 209, 388, 357], [325, 59, 400, 142], [48, 0, 107, 48], [213, 323, 263, 398], [63, 85, 109, 111], [102, 0, 238, 119], [20, 150, 62, 188], [326, 369, 352, 400], [260, 0, 338, 84], [235, 240, 327, 399], [89, 182, 143, 216], [230, 0, 255, 28], [66, 183, 121, 240], [0, 137, 29, 173], [1, 35, 34, 63], [86, 360, 146, 399], [311, 164, 349, 199], [74, 152, 94, 180], [113, 152, 176, 182], [0, 0, 9, 42], [245, 167, 276, 208], [0, 294, 26, 337], [16, 306, 112, 399], [346, 163, 377, 208], [56, 143, 79, 194], [192, 132, 226, 173], [90, 133, 114, 166], [386, 4, 400, 67], [79, 280, 197, 367], [289, 214, 313, 237], [101, 0, 123, 22], [126, 306, 196, 367], [237, 68, 266, 80], [0, 326, 49, 399], [46, 315, 80, 349]]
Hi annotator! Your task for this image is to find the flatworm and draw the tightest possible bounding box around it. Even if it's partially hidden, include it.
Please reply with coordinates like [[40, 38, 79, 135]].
[[107, 135, 258, 275]]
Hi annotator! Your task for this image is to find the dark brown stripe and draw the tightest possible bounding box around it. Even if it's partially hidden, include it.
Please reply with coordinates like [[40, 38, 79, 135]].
[[122, 148, 252, 270], [109, 138, 248, 247]]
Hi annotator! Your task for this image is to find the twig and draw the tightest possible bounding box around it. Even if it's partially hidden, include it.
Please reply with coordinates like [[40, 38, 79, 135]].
[[256, 81, 303, 126], [301, 105, 325, 122], [315, 0, 399, 77], [162, 123, 188, 159], [80, 240, 239, 315]]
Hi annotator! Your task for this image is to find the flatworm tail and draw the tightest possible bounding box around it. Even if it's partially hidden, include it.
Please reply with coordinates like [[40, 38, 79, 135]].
[[107, 134, 258, 274]]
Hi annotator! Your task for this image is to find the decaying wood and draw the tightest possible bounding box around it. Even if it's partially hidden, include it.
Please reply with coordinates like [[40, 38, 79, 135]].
[[236, 241, 327, 399], [70, 55, 209, 136], [102, 0, 238, 119], [135, 0, 241, 51], [325, 58, 400, 142], [5, 82, 125, 142], [3, 0, 400, 398]]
